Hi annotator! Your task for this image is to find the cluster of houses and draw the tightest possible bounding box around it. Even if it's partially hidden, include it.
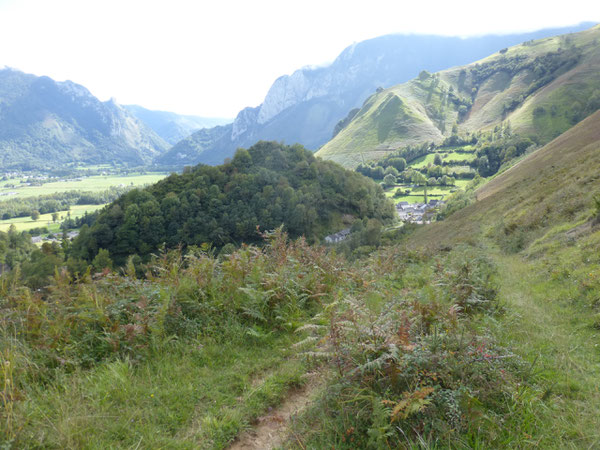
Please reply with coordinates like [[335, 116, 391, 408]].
[[396, 199, 443, 224], [324, 227, 351, 244], [31, 230, 79, 245], [323, 200, 445, 244]]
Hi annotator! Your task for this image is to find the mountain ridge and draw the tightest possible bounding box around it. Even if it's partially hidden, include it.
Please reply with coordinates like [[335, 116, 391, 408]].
[[317, 24, 600, 168], [0, 68, 169, 170], [124, 104, 231, 145], [157, 22, 596, 168]]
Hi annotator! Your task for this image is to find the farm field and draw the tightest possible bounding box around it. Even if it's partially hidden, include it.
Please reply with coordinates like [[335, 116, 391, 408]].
[[0, 172, 168, 199], [0, 204, 106, 232], [384, 178, 470, 204], [410, 151, 476, 169]]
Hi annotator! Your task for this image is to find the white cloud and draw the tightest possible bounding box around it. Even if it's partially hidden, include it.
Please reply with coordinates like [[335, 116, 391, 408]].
[[0, 0, 598, 117]]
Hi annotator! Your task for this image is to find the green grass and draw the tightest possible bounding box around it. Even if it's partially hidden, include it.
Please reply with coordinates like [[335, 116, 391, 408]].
[[0, 204, 105, 232], [0, 172, 167, 199], [13, 334, 306, 448], [481, 250, 600, 447], [385, 183, 461, 204], [443, 152, 477, 163]]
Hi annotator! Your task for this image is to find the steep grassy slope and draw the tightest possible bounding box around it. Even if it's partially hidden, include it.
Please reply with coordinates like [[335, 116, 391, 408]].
[[409, 109, 600, 249], [318, 25, 600, 168], [398, 111, 600, 448]]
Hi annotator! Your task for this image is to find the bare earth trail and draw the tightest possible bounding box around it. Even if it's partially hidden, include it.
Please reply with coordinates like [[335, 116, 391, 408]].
[[229, 375, 321, 450], [226, 250, 600, 449]]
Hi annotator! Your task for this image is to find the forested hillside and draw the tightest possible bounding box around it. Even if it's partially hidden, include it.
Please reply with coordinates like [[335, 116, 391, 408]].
[[72, 141, 395, 264]]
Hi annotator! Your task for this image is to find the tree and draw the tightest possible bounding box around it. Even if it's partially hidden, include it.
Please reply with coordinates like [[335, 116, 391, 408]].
[[31, 210, 40, 221], [433, 154, 443, 166], [92, 248, 113, 272], [384, 166, 399, 177], [419, 70, 431, 81], [383, 174, 397, 187], [51, 212, 59, 223], [387, 157, 406, 172], [371, 166, 385, 180]]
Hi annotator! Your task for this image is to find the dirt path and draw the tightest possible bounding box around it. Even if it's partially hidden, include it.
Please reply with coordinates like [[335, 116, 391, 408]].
[[228, 376, 320, 450]]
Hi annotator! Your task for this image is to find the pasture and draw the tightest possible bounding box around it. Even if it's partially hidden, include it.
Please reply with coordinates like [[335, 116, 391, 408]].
[[0, 172, 168, 199]]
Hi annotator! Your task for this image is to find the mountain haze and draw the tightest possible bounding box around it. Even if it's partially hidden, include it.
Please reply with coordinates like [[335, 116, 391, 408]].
[[157, 23, 595, 168], [0, 69, 168, 170], [124, 104, 231, 145], [318, 24, 600, 168]]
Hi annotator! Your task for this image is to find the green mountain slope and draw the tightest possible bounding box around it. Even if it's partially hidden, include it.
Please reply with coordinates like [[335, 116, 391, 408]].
[[409, 109, 600, 250], [318, 25, 600, 168], [0, 69, 169, 170]]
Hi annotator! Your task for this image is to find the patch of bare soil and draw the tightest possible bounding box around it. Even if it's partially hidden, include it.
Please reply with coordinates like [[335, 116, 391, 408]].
[[228, 374, 321, 450]]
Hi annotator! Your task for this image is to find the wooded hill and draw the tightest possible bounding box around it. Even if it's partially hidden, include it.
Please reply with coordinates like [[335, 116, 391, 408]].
[[71, 141, 395, 265]]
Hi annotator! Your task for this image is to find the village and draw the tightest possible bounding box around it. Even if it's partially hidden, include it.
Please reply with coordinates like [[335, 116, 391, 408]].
[[324, 199, 444, 243], [395, 199, 444, 224]]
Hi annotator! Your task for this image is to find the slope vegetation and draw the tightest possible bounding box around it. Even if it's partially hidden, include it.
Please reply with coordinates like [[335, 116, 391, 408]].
[[410, 109, 600, 249], [318, 24, 600, 168]]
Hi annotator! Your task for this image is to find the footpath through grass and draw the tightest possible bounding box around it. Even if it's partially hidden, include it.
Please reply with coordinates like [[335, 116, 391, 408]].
[[485, 251, 600, 448], [14, 335, 305, 448]]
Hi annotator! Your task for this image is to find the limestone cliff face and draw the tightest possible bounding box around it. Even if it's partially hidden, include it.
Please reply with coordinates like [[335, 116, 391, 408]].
[[231, 106, 260, 140]]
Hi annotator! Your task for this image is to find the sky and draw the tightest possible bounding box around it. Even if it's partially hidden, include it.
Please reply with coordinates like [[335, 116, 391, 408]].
[[0, 0, 599, 118]]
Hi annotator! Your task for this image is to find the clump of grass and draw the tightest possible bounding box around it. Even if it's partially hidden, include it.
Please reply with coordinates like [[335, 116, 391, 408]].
[[593, 194, 600, 225]]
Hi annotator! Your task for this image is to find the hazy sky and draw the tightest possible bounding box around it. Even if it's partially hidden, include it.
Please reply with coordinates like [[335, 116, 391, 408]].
[[0, 0, 598, 118]]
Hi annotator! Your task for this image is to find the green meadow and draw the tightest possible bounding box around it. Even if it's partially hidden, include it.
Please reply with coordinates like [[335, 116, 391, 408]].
[[0, 204, 106, 233], [0, 172, 168, 199]]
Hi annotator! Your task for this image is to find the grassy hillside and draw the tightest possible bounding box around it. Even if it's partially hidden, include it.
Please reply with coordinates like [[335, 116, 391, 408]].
[[318, 24, 600, 168], [394, 110, 600, 448], [410, 109, 600, 250]]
